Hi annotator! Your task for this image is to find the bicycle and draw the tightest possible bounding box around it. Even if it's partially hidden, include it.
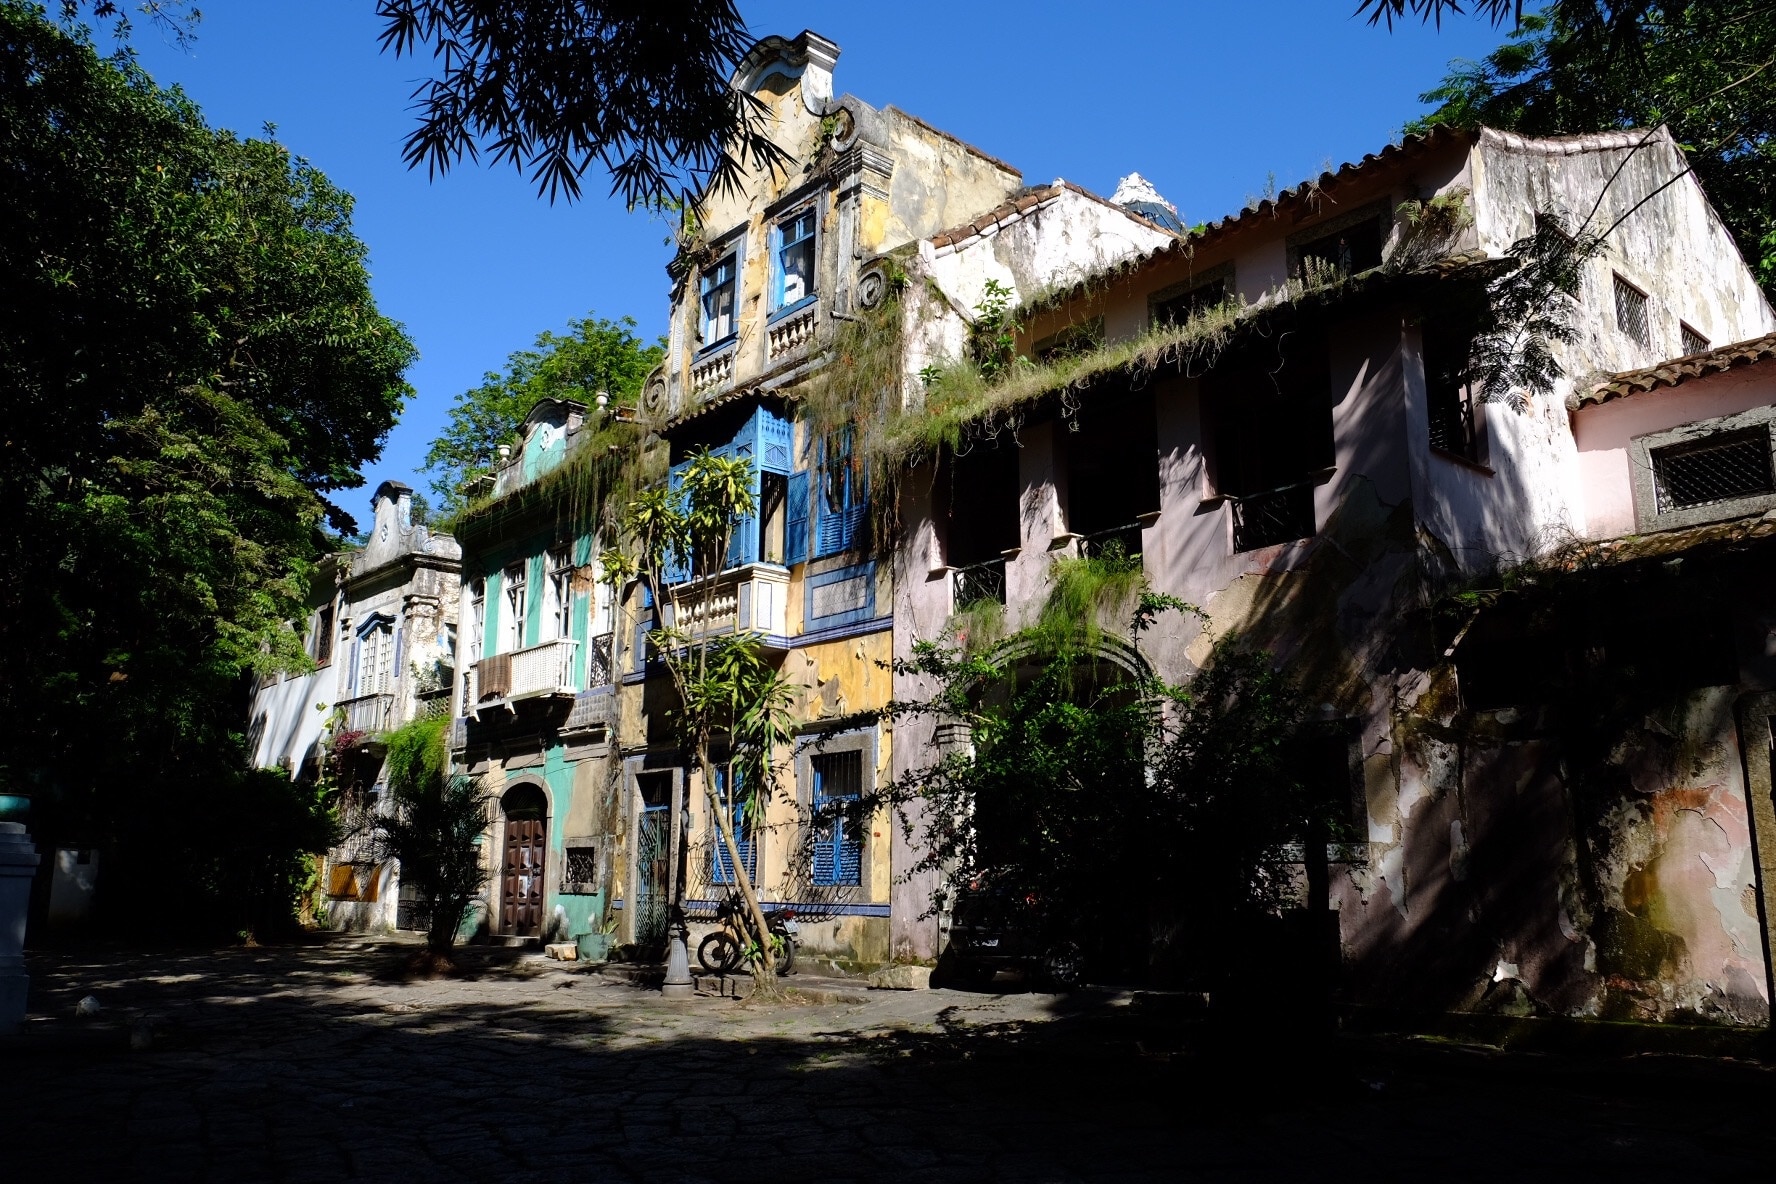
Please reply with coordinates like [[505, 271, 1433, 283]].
[[696, 891, 798, 976]]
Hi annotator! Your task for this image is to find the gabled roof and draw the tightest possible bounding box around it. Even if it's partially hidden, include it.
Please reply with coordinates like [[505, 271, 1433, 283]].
[[1575, 331, 1776, 408], [928, 178, 1181, 254]]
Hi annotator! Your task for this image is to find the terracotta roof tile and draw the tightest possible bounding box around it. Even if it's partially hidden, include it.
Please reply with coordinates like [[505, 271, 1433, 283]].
[[1575, 331, 1776, 408]]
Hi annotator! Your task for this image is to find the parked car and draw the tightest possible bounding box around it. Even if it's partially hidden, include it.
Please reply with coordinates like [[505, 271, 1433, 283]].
[[938, 883, 1084, 990]]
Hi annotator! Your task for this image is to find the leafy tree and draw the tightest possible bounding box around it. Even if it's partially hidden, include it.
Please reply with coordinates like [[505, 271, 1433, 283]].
[[0, 2, 414, 931], [1386, 2, 1776, 291], [607, 450, 797, 985], [424, 313, 663, 511], [375, 0, 793, 205], [368, 718, 492, 959]]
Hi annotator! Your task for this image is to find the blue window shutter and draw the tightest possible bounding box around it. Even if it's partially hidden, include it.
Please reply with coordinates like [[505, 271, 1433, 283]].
[[813, 430, 867, 559], [785, 469, 809, 566], [661, 461, 691, 586], [711, 769, 758, 885]]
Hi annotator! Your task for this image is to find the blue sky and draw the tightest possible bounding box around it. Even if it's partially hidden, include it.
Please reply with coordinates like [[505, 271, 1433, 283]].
[[119, 2, 1507, 524]]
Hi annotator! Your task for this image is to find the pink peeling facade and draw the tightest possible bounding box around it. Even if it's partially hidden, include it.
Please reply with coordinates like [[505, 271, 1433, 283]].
[[888, 125, 1776, 1024]]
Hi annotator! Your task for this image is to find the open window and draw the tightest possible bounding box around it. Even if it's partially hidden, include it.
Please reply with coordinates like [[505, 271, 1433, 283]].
[[942, 442, 1021, 605], [1065, 388, 1160, 558], [1291, 206, 1386, 282], [700, 252, 738, 346], [502, 563, 527, 652], [546, 547, 573, 640], [1151, 266, 1233, 329], [771, 208, 816, 313], [1203, 336, 1333, 551], [1422, 312, 1482, 464], [814, 426, 866, 558], [313, 602, 334, 665]]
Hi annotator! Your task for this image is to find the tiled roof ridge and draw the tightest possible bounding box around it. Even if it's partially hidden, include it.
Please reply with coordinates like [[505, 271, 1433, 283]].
[[928, 184, 1064, 250], [1479, 125, 1673, 157], [927, 177, 1182, 254], [1576, 329, 1776, 408]]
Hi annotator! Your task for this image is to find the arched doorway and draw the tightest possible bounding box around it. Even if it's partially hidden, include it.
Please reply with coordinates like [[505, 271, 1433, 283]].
[[500, 783, 548, 936]]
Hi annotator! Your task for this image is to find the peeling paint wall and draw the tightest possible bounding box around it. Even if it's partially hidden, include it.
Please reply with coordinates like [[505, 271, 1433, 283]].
[[890, 126, 1776, 1020]]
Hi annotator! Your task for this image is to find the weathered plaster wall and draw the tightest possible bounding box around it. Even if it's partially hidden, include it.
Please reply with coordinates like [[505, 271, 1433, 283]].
[[1573, 366, 1776, 538]]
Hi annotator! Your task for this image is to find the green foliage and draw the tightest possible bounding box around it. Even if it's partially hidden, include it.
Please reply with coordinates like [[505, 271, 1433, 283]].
[[969, 278, 1020, 381], [371, 717, 492, 954], [1026, 542, 1152, 665], [1409, 3, 1776, 293], [0, 1, 415, 931], [424, 312, 663, 512], [879, 626, 1322, 976]]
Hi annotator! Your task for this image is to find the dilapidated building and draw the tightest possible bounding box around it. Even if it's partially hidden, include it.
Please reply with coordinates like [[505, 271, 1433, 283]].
[[883, 123, 1776, 1022], [249, 481, 461, 932]]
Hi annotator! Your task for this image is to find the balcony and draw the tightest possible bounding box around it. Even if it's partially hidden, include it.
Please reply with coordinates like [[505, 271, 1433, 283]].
[[468, 637, 579, 717], [413, 687, 453, 722], [951, 556, 1007, 607], [336, 692, 394, 737], [1077, 523, 1143, 562], [665, 563, 789, 645], [586, 631, 615, 687], [767, 305, 816, 361], [1230, 481, 1317, 552], [690, 348, 734, 396]]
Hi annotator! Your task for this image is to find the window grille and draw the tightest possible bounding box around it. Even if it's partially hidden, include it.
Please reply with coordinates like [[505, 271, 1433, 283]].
[[587, 632, 614, 687], [811, 751, 863, 886], [563, 846, 597, 892], [1614, 275, 1650, 348], [1681, 323, 1709, 356], [1230, 482, 1317, 552], [701, 253, 737, 344], [773, 209, 816, 310], [1652, 427, 1775, 512]]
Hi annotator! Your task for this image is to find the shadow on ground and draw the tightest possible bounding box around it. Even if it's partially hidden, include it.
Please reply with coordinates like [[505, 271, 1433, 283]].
[[5, 935, 1775, 1182]]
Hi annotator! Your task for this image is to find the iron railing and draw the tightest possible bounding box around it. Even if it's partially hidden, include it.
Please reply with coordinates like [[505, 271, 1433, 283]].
[[586, 632, 614, 687], [1078, 523, 1143, 561], [951, 556, 1007, 606], [1230, 482, 1317, 552]]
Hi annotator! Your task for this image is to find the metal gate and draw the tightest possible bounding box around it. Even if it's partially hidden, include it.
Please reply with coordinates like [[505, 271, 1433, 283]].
[[634, 804, 670, 946]]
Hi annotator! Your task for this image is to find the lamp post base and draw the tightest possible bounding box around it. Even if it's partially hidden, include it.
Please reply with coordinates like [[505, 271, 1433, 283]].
[[661, 917, 694, 999]]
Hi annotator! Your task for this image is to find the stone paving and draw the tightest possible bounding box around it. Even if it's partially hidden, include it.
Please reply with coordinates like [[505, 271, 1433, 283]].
[[4, 934, 1775, 1182]]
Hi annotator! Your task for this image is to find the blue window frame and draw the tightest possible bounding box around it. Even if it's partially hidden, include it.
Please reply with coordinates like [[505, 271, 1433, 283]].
[[814, 426, 865, 557], [771, 209, 816, 313], [811, 751, 863, 886], [700, 253, 737, 345], [710, 765, 758, 885]]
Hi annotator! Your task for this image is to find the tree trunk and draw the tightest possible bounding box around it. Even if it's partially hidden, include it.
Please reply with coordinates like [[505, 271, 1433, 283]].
[[700, 749, 779, 991]]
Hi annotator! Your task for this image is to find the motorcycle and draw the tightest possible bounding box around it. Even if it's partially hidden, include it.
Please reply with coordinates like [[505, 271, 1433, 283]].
[[696, 891, 798, 976]]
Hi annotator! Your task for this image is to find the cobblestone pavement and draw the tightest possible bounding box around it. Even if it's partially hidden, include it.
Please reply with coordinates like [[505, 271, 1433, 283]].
[[4, 935, 1775, 1182]]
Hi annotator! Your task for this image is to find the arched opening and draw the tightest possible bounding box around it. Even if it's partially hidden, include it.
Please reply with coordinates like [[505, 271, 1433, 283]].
[[499, 783, 549, 937]]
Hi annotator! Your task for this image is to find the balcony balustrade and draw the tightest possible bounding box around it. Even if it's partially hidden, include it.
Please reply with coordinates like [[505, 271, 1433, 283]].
[[467, 637, 579, 716], [690, 349, 734, 396], [336, 692, 394, 737], [767, 306, 817, 360], [413, 688, 453, 721], [664, 564, 789, 645], [1077, 523, 1144, 562]]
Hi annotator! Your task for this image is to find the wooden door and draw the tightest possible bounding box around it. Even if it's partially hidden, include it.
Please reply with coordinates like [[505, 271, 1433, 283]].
[[501, 819, 547, 936]]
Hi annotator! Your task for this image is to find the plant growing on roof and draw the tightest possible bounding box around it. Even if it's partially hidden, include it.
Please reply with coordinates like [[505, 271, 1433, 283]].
[[613, 449, 798, 989], [969, 278, 1021, 381]]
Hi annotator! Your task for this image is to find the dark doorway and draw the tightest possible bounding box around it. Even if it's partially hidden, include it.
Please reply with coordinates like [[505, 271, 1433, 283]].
[[633, 772, 673, 947], [500, 784, 548, 937]]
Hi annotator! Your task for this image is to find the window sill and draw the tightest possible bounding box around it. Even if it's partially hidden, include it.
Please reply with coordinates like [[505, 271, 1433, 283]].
[[767, 296, 817, 324], [1430, 446, 1494, 476]]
